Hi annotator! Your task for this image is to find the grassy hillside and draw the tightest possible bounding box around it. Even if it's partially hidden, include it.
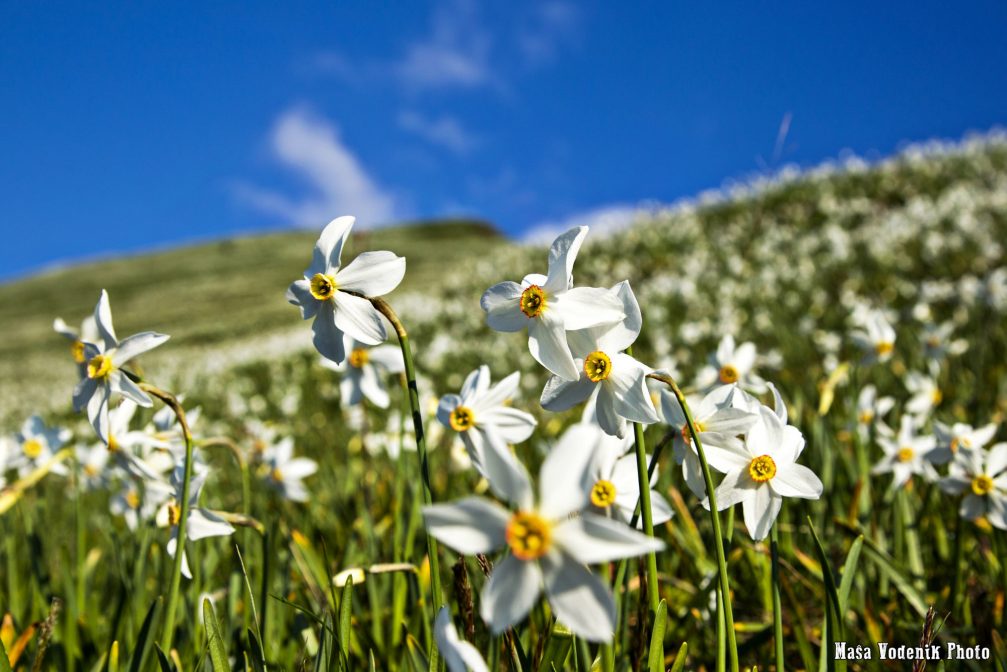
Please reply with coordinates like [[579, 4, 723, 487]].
[[0, 219, 504, 426]]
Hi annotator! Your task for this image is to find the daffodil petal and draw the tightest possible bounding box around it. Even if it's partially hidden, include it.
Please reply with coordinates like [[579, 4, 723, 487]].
[[540, 551, 615, 642], [552, 513, 665, 564], [335, 251, 406, 297], [479, 554, 542, 634], [423, 497, 509, 555], [528, 311, 579, 381], [480, 282, 527, 333], [311, 302, 347, 363], [332, 291, 387, 345]]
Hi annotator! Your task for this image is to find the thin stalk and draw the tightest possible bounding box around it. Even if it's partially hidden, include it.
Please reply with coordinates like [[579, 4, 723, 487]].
[[949, 510, 964, 618], [649, 373, 739, 672], [899, 487, 924, 590], [716, 589, 725, 672], [632, 421, 661, 615], [368, 297, 443, 670], [770, 525, 785, 672], [141, 383, 195, 653]]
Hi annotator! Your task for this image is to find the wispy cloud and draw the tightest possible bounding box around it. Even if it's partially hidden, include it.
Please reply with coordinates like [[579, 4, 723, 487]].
[[516, 1, 582, 67], [234, 107, 398, 227], [523, 203, 650, 244], [394, 0, 493, 91], [397, 111, 478, 155]]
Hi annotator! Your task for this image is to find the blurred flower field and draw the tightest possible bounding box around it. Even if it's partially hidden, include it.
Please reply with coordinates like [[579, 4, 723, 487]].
[[1, 133, 1007, 671]]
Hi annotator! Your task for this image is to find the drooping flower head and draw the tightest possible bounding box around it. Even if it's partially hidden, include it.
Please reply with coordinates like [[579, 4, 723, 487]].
[[71, 290, 170, 444], [480, 226, 625, 381], [320, 334, 404, 408], [287, 216, 406, 364], [156, 466, 235, 579]]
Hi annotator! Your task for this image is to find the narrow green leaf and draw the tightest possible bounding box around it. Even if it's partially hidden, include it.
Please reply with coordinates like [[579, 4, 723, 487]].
[[0, 637, 13, 672], [369, 650, 377, 672], [669, 642, 689, 672], [154, 645, 175, 672], [129, 598, 161, 672], [837, 535, 863, 613], [648, 599, 669, 672], [203, 599, 229, 672], [246, 628, 267, 672], [808, 518, 844, 672], [338, 577, 353, 662], [540, 622, 574, 672], [108, 641, 119, 672], [404, 633, 430, 672]]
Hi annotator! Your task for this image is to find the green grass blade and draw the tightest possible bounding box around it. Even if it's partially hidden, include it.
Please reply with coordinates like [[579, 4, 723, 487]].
[[108, 642, 119, 672], [153, 645, 175, 672], [540, 622, 573, 672], [0, 637, 13, 672], [404, 633, 430, 672], [648, 599, 668, 672], [203, 599, 229, 672], [837, 535, 863, 612], [669, 642, 689, 672], [338, 577, 353, 662], [128, 597, 161, 672], [808, 518, 844, 672]]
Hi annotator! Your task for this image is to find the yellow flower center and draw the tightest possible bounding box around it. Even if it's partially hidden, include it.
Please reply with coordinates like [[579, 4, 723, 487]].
[[87, 354, 113, 380], [125, 491, 141, 510], [950, 436, 971, 454], [309, 273, 337, 300], [448, 406, 476, 432], [519, 285, 547, 318], [84, 464, 99, 477], [348, 347, 370, 368], [748, 455, 777, 483], [590, 479, 617, 508], [931, 389, 943, 405], [506, 511, 552, 561], [583, 351, 612, 383], [858, 410, 874, 424], [972, 474, 994, 496], [897, 447, 915, 463], [680, 421, 707, 444], [718, 364, 740, 384], [71, 340, 86, 364], [875, 341, 894, 357], [108, 434, 120, 452], [271, 467, 284, 482], [167, 502, 182, 527], [22, 439, 43, 459]]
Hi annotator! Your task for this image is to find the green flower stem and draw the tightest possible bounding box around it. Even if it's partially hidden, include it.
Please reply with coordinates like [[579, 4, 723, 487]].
[[898, 487, 924, 590], [770, 525, 785, 672], [140, 383, 195, 654], [649, 373, 739, 672], [632, 421, 661, 615], [369, 297, 443, 670], [949, 509, 965, 617]]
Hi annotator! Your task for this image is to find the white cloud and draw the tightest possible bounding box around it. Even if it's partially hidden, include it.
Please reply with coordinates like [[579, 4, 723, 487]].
[[523, 203, 652, 244], [235, 107, 398, 228], [395, 0, 493, 91], [397, 111, 478, 155], [516, 1, 581, 67]]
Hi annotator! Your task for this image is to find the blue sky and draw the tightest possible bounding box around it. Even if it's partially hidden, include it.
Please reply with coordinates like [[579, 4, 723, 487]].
[[2, 1, 1006, 279]]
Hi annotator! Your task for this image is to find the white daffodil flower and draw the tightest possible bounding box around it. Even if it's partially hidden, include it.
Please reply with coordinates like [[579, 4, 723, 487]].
[[434, 607, 489, 672], [101, 399, 174, 481], [423, 423, 664, 641], [584, 423, 673, 529], [850, 309, 896, 364], [438, 366, 537, 475], [904, 371, 942, 417], [871, 415, 939, 490], [53, 314, 98, 378], [695, 334, 767, 392], [286, 216, 406, 364], [75, 443, 112, 491], [366, 410, 417, 460], [13, 415, 69, 477], [480, 226, 625, 381], [320, 335, 404, 409], [855, 385, 895, 441], [540, 282, 658, 438], [931, 421, 998, 465], [261, 437, 318, 502], [156, 467, 235, 579], [705, 397, 823, 541], [920, 320, 967, 364], [71, 290, 170, 444], [111, 477, 173, 532], [661, 385, 759, 499], [939, 443, 1007, 529]]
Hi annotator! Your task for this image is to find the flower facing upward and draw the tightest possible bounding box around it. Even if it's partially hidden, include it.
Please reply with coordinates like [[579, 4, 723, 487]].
[[437, 366, 537, 480], [871, 415, 939, 490], [939, 443, 1007, 529], [539, 281, 658, 438], [423, 423, 664, 641], [320, 335, 405, 408], [71, 290, 170, 444], [286, 216, 406, 364], [704, 395, 823, 541], [694, 335, 767, 393], [12, 415, 70, 478], [480, 226, 625, 381]]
